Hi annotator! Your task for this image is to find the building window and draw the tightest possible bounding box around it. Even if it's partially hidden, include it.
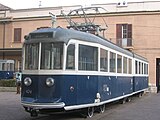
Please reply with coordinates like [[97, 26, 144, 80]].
[[14, 28, 22, 43], [79, 44, 98, 71], [116, 24, 132, 47]]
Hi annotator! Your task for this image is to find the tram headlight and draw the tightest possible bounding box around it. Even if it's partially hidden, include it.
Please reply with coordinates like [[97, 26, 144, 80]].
[[24, 77, 32, 86], [46, 78, 54, 87]]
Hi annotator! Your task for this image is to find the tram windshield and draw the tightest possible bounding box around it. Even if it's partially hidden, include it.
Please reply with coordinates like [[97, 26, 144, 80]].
[[24, 42, 63, 70], [25, 43, 39, 70], [41, 43, 63, 70]]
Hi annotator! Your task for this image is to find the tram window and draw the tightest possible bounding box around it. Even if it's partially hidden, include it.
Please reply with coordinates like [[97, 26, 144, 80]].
[[41, 43, 63, 70], [142, 63, 144, 74], [2, 63, 5, 71], [144, 63, 146, 74], [2, 63, 7, 71], [139, 62, 141, 74], [144, 63, 148, 75], [146, 64, 148, 74], [123, 57, 127, 74], [79, 44, 98, 71], [10, 63, 14, 71], [135, 61, 138, 74], [66, 44, 75, 70], [6, 63, 10, 71], [117, 54, 122, 73], [0, 63, 2, 71], [100, 48, 108, 72], [25, 43, 39, 70], [110, 52, 116, 73], [128, 58, 132, 74]]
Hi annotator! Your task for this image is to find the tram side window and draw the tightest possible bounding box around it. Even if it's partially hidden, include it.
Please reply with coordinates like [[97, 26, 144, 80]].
[[0, 63, 2, 71], [100, 48, 108, 72], [10, 63, 14, 71], [146, 64, 148, 74], [142, 63, 144, 74], [139, 62, 141, 74], [2, 63, 6, 71], [6, 63, 9, 71], [79, 44, 98, 71], [144, 63, 148, 75], [2, 63, 9, 71], [66, 44, 75, 70], [123, 57, 127, 74], [110, 52, 116, 73], [128, 58, 132, 74], [135, 61, 138, 74], [117, 54, 122, 73]]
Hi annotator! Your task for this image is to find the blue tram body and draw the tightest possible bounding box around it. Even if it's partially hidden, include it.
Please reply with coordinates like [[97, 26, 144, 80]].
[[0, 60, 14, 80], [21, 28, 148, 117]]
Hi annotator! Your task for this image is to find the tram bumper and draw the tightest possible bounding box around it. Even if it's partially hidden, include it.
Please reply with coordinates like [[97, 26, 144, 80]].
[[21, 101, 65, 110]]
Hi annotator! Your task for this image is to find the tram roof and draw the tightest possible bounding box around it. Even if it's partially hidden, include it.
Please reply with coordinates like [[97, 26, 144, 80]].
[[26, 28, 147, 62]]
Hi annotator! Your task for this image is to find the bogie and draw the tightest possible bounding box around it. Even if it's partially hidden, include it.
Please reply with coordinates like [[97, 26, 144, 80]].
[[87, 107, 94, 118], [99, 104, 105, 113]]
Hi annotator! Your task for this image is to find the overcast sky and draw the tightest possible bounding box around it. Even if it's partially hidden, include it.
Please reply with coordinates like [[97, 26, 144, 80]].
[[0, 0, 158, 9]]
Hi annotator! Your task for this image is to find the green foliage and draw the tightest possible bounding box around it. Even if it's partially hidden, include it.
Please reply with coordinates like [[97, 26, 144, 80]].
[[0, 79, 16, 87]]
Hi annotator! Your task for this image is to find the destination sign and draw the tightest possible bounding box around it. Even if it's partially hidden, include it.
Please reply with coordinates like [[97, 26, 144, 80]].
[[30, 32, 53, 39]]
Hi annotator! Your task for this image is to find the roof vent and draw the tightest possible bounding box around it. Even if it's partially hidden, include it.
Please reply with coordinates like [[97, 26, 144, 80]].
[[117, 1, 128, 7]]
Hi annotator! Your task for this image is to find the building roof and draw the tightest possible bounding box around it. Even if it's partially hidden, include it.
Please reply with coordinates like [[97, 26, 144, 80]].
[[0, 3, 12, 11]]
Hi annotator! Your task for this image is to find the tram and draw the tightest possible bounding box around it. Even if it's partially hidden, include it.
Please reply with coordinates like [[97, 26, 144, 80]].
[[0, 60, 14, 80], [21, 7, 148, 117]]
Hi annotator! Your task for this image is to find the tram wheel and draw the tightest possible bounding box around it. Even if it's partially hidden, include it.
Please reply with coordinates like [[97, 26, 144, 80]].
[[138, 92, 143, 98], [127, 97, 131, 102], [87, 107, 94, 118], [99, 104, 105, 113], [120, 98, 126, 104]]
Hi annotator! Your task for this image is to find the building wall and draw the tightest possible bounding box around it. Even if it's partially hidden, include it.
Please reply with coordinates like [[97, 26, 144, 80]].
[[11, 18, 51, 47]]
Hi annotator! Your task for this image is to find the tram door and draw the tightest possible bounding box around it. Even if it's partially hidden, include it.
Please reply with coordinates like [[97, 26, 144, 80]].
[[156, 58, 160, 92]]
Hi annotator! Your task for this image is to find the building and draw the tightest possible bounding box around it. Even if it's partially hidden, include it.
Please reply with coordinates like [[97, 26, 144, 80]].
[[0, 1, 160, 92]]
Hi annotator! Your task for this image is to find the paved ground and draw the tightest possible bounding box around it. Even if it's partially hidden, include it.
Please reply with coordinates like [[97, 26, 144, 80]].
[[0, 92, 160, 120]]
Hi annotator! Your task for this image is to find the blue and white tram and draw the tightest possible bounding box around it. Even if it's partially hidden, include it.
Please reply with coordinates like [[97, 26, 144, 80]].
[[0, 60, 14, 80], [21, 28, 148, 117]]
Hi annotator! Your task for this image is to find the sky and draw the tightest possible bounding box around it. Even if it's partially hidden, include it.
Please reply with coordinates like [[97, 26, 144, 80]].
[[0, 0, 158, 9]]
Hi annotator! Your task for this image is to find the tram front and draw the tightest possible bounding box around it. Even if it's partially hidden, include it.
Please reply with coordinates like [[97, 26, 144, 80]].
[[21, 28, 66, 116]]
